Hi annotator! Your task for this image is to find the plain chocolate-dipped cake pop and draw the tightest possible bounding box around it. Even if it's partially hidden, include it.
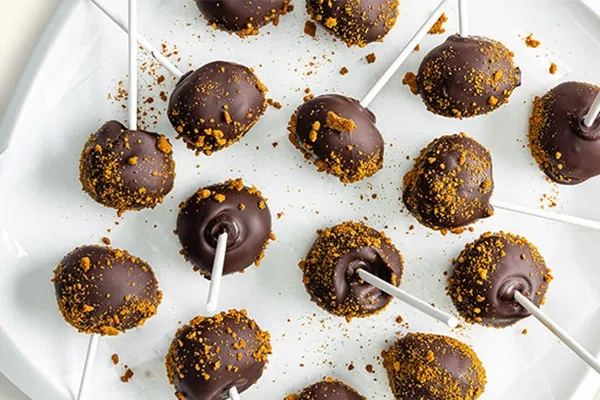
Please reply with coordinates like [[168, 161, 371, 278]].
[[382, 333, 487, 400], [528, 81, 600, 185], [52, 245, 162, 336], [299, 221, 403, 320], [177, 178, 274, 278], [165, 309, 271, 400], [195, 0, 291, 36], [168, 61, 267, 155], [447, 232, 553, 327], [417, 35, 521, 119], [306, 0, 399, 47], [402, 133, 494, 233], [288, 94, 384, 183], [79, 120, 175, 215], [293, 378, 366, 400]]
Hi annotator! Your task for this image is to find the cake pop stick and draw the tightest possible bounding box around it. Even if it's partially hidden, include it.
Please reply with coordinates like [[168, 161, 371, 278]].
[[206, 232, 228, 313], [356, 268, 459, 328], [229, 387, 241, 400], [458, 0, 468, 37], [583, 91, 600, 128], [76, 333, 100, 400], [360, 0, 450, 108], [514, 291, 600, 373]]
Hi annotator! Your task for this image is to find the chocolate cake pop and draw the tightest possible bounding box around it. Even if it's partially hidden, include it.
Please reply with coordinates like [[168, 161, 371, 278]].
[[288, 94, 384, 183], [306, 0, 399, 47], [177, 178, 273, 278], [165, 309, 271, 400], [52, 245, 162, 336], [195, 0, 291, 36], [293, 378, 366, 400], [168, 61, 267, 155], [79, 120, 175, 215], [528, 81, 600, 185], [447, 232, 553, 327], [382, 333, 486, 400], [403, 133, 494, 233], [417, 34, 521, 118], [299, 221, 403, 320]]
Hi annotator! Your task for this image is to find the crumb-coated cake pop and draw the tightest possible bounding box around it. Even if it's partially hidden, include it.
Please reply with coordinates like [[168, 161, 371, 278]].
[[177, 178, 274, 278], [168, 61, 267, 155], [382, 333, 486, 400], [403, 133, 494, 233], [528, 81, 600, 185], [79, 120, 175, 215], [288, 94, 384, 183], [299, 221, 403, 320], [417, 35, 521, 119], [447, 232, 553, 327], [195, 0, 291, 37], [306, 0, 399, 47], [52, 245, 162, 336], [165, 309, 271, 400], [289, 378, 366, 400]]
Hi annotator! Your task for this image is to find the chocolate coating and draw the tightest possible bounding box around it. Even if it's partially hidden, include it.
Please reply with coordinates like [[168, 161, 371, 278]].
[[383, 333, 486, 400], [299, 221, 403, 319], [417, 35, 521, 118], [196, 0, 291, 36], [289, 94, 384, 183], [79, 120, 175, 214], [448, 232, 552, 327], [165, 310, 271, 400], [177, 179, 273, 278], [168, 61, 267, 155], [52, 245, 161, 336], [403, 133, 494, 232], [528, 81, 600, 184], [306, 0, 399, 47], [297, 379, 365, 400]]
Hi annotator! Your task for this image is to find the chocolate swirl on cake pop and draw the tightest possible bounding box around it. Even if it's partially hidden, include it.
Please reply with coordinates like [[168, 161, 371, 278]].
[[79, 120, 175, 215], [447, 232, 553, 327], [195, 0, 291, 36], [402, 133, 494, 233], [168, 61, 267, 155], [417, 35, 521, 118], [299, 221, 403, 320], [177, 179, 273, 278], [289, 94, 384, 183], [383, 333, 486, 400], [306, 0, 399, 47], [166, 309, 271, 400], [52, 245, 162, 336], [528, 81, 600, 185], [293, 378, 366, 400]]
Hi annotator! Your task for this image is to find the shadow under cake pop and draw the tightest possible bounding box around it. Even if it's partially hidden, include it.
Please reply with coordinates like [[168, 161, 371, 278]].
[[528, 81, 600, 185], [293, 379, 366, 400]]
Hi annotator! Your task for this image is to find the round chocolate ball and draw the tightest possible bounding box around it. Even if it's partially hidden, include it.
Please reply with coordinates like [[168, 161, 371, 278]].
[[296, 379, 365, 400], [52, 245, 162, 336], [382, 333, 487, 400], [79, 120, 175, 215], [195, 0, 291, 36], [299, 221, 403, 320], [168, 61, 267, 155], [528, 81, 600, 185], [402, 133, 494, 233], [165, 309, 271, 400], [306, 0, 399, 47], [177, 179, 273, 278], [417, 35, 521, 118], [288, 94, 384, 183], [447, 232, 553, 327]]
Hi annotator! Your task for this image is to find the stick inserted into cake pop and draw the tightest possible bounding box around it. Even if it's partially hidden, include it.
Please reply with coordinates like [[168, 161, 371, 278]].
[[206, 232, 228, 313], [458, 0, 468, 36], [229, 387, 241, 400], [583, 91, 600, 128]]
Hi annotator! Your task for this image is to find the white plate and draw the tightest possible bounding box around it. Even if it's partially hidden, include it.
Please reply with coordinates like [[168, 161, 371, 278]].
[[2, 0, 600, 399]]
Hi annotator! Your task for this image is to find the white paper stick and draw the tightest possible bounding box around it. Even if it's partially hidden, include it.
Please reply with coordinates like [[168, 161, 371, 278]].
[[229, 386, 241, 400], [514, 291, 600, 374], [206, 232, 228, 313], [583, 91, 600, 128], [458, 0, 469, 37], [128, 0, 137, 130], [360, 0, 451, 108], [356, 268, 459, 328], [492, 199, 600, 231], [90, 0, 183, 79], [76, 333, 100, 400]]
